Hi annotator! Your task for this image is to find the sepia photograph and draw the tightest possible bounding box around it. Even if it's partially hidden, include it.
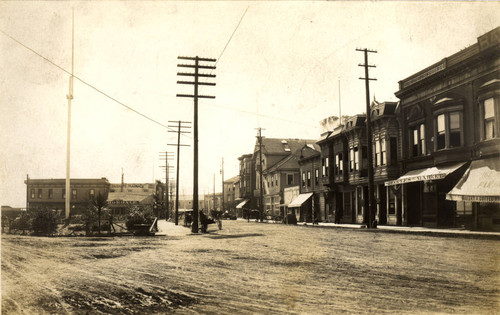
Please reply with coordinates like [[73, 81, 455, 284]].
[[1, 1, 499, 314]]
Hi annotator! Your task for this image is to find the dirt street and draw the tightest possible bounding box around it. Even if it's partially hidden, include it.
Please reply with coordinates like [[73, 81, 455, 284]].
[[2, 220, 499, 314]]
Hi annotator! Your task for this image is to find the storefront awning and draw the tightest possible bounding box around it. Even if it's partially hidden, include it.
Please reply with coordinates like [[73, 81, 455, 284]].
[[446, 158, 500, 203], [236, 199, 249, 209], [288, 193, 313, 208], [385, 162, 466, 186]]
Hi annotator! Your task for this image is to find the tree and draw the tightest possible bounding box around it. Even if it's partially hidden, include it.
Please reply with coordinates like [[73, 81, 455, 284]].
[[90, 193, 108, 236], [82, 205, 97, 236], [30, 208, 58, 236], [11, 211, 31, 234]]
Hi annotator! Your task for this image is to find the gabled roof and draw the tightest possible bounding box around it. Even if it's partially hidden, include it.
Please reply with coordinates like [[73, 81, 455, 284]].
[[265, 146, 304, 173], [298, 144, 321, 164], [254, 138, 318, 155], [224, 175, 240, 184]]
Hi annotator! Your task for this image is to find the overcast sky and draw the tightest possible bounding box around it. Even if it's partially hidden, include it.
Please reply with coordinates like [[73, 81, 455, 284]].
[[1, 1, 498, 207]]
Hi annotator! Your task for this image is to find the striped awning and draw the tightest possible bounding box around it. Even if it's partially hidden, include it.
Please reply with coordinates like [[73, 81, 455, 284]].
[[447, 158, 500, 203], [288, 193, 313, 208], [236, 199, 249, 209], [385, 162, 465, 186]]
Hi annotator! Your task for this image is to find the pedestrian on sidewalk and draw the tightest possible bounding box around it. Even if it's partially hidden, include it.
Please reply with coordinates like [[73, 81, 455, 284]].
[[334, 206, 343, 224]]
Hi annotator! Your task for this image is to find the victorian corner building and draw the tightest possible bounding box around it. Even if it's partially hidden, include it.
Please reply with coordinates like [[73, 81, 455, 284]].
[[388, 27, 500, 231], [235, 27, 500, 231]]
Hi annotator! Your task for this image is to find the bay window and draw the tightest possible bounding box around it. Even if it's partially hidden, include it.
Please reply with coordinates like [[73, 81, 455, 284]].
[[354, 147, 359, 171], [335, 153, 343, 175], [349, 148, 354, 171], [484, 98, 496, 139], [449, 112, 461, 147], [435, 111, 462, 150], [381, 138, 386, 165]]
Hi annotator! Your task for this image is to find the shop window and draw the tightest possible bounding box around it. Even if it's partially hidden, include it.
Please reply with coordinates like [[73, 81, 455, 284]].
[[456, 202, 473, 216], [388, 189, 396, 215], [38, 189, 42, 199], [48, 189, 53, 199], [483, 98, 496, 139], [287, 174, 294, 185], [357, 188, 363, 215]]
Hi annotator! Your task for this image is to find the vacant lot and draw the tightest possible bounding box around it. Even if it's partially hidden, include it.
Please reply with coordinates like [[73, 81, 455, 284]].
[[2, 221, 499, 314]]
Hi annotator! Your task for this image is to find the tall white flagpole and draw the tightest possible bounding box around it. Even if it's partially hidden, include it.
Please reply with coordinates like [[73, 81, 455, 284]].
[[65, 9, 74, 219]]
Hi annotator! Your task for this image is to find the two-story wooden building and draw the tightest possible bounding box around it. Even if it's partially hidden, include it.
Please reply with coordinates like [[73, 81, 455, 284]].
[[25, 178, 110, 216], [253, 138, 317, 218], [370, 101, 401, 225], [236, 153, 254, 218], [295, 143, 324, 222]]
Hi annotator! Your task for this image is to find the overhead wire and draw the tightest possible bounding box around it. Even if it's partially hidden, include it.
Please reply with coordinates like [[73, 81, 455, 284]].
[[2, 6, 325, 138], [0, 29, 178, 134]]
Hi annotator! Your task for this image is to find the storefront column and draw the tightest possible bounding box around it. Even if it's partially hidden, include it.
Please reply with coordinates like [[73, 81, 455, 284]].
[[402, 184, 407, 226]]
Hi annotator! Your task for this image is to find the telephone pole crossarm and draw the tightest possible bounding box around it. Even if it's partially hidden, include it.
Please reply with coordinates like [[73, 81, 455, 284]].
[[176, 56, 216, 232], [356, 47, 377, 229]]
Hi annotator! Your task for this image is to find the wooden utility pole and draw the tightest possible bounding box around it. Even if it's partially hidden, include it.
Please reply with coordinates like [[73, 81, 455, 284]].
[[255, 128, 265, 222], [177, 56, 216, 233], [168, 120, 191, 225], [221, 157, 225, 213], [159, 151, 174, 219], [26, 174, 29, 211], [356, 48, 377, 228], [213, 174, 216, 211], [65, 9, 74, 220]]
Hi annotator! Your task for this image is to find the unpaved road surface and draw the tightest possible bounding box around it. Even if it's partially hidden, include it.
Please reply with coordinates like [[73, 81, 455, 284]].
[[2, 220, 499, 314]]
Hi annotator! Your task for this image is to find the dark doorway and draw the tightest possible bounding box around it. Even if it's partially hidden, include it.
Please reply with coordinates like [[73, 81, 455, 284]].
[[437, 192, 455, 227], [335, 191, 344, 223], [378, 184, 387, 225], [406, 182, 421, 226]]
